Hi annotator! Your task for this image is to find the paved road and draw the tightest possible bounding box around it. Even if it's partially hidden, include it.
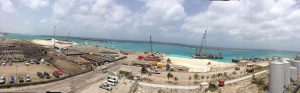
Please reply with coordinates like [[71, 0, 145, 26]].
[[138, 70, 269, 90], [0, 63, 121, 93]]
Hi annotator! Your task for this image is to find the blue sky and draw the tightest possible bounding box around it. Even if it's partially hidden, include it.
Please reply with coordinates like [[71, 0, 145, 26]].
[[0, 0, 300, 51]]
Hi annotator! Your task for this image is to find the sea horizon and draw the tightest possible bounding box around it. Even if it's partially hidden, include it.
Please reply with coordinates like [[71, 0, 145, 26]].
[[0, 32, 299, 63]]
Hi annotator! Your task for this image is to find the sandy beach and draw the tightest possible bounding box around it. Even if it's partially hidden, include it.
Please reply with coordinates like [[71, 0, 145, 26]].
[[167, 57, 235, 72], [32, 39, 77, 48]]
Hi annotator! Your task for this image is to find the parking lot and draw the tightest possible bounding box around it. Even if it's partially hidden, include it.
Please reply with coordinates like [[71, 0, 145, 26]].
[[0, 62, 58, 85], [77, 76, 134, 93]]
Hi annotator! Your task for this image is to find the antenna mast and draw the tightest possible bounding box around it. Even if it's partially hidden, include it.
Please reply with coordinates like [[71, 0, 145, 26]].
[[198, 30, 207, 55], [149, 35, 153, 55], [53, 26, 56, 48]]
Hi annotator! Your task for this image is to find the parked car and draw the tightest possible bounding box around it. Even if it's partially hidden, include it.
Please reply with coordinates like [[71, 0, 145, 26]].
[[105, 81, 116, 86], [235, 67, 240, 70], [53, 72, 60, 78], [18, 76, 24, 83], [26, 75, 31, 82], [107, 75, 118, 82], [107, 79, 118, 84], [99, 83, 112, 91], [25, 61, 30, 66], [0, 75, 5, 84], [9, 76, 15, 84], [43, 72, 50, 79], [37, 72, 44, 78], [30, 61, 35, 64], [2, 62, 6, 66]]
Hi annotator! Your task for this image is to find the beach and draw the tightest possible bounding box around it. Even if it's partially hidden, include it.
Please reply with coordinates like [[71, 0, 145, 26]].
[[167, 57, 235, 72], [32, 39, 77, 48]]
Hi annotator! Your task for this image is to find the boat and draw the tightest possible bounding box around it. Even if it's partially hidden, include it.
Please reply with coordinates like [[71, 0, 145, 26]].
[[232, 58, 240, 62], [192, 30, 224, 59]]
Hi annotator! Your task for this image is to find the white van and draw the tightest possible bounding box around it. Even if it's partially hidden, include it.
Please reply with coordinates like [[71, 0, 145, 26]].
[[107, 79, 118, 84]]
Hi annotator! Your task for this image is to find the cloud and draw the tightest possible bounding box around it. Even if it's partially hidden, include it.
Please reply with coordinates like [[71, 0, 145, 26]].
[[180, 0, 300, 50], [21, 0, 49, 10], [40, 19, 47, 23], [0, 0, 15, 13], [52, 0, 76, 24]]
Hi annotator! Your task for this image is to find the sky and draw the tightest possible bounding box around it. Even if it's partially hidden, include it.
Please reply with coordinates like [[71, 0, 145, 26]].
[[0, 0, 300, 51]]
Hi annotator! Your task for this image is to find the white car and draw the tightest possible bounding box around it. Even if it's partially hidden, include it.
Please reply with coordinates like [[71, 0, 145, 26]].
[[0, 75, 5, 84], [105, 81, 116, 86], [107, 75, 118, 82], [25, 61, 29, 66], [99, 83, 112, 91], [107, 79, 118, 84]]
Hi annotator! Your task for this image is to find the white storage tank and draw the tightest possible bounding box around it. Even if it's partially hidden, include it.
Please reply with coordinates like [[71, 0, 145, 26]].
[[283, 60, 291, 87], [295, 55, 300, 60], [290, 67, 297, 82], [269, 60, 285, 93], [291, 60, 300, 75]]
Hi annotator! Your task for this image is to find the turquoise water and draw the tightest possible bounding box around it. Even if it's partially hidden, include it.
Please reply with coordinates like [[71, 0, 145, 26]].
[[1, 34, 299, 63]]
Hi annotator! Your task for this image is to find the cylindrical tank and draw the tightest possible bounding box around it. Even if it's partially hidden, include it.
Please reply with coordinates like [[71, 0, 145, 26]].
[[283, 60, 291, 87], [291, 60, 300, 75], [269, 60, 285, 93], [295, 55, 300, 60], [290, 67, 297, 82]]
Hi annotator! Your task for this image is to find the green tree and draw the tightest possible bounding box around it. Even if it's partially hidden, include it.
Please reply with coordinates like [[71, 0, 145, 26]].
[[217, 73, 222, 78], [189, 76, 192, 85], [141, 66, 148, 74], [212, 74, 217, 80], [206, 76, 209, 80], [232, 71, 237, 77], [166, 63, 171, 71], [201, 76, 205, 80], [194, 73, 199, 82], [167, 72, 174, 80], [174, 77, 178, 82]]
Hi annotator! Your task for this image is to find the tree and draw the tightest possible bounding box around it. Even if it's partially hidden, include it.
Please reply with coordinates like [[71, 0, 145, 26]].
[[167, 72, 173, 80], [166, 63, 171, 71], [166, 58, 171, 63], [201, 76, 205, 80], [217, 73, 222, 78], [148, 72, 152, 78], [212, 74, 217, 80], [174, 77, 178, 82], [232, 71, 237, 77], [141, 66, 148, 74], [206, 76, 209, 80], [194, 73, 199, 82], [189, 76, 192, 85]]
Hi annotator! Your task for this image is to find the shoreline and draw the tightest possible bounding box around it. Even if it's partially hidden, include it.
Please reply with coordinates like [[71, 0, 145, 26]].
[[167, 56, 236, 72]]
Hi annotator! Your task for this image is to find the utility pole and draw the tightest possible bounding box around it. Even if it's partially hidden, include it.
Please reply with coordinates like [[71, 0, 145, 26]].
[[149, 36, 153, 55], [53, 26, 56, 48]]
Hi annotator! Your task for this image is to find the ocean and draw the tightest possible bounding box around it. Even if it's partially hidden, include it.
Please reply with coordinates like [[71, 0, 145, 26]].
[[0, 33, 299, 63]]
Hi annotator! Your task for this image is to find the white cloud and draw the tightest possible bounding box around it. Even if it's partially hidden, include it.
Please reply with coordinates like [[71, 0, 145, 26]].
[[181, 0, 300, 50], [21, 0, 49, 10], [0, 0, 15, 13], [40, 19, 47, 23], [52, 0, 76, 24]]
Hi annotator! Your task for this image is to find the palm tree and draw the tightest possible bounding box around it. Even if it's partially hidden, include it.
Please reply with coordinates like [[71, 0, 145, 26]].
[[232, 71, 237, 77], [189, 76, 192, 85], [201, 76, 205, 80], [212, 74, 217, 80], [174, 77, 178, 82], [194, 73, 199, 82], [167, 72, 174, 81]]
